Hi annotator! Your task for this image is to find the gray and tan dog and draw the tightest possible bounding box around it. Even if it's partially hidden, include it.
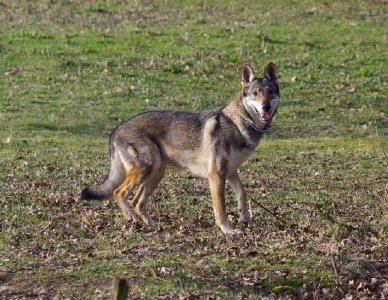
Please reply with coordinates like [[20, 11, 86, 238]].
[[81, 62, 280, 234]]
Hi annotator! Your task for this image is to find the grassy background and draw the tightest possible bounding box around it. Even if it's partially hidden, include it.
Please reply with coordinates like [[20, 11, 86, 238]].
[[1, 0, 387, 299]]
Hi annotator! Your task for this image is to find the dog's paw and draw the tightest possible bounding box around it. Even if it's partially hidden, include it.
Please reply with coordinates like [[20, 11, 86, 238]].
[[140, 213, 153, 225], [230, 228, 244, 235], [124, 209, 139, 223], [126, 216, 139, 224], [239, 211, 252, 225], [219, 224, 244, 235], [133, 207, 153, 225]]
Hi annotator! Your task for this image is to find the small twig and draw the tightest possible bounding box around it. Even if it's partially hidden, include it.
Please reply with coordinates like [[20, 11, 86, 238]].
[[313, 279, 322, 300], [331, 253, 339, 278], [370, 104, 388, 163], [177, 278, 188, 298], [249, 198, 287, 225]]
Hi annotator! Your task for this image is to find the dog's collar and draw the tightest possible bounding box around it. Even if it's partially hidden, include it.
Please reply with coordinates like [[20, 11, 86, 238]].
[[243, 118, 271, 133]]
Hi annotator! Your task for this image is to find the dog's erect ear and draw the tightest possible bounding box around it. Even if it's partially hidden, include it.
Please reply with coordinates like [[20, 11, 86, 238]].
[[241, 64, 255, 88], [264, 62, 277, 83]]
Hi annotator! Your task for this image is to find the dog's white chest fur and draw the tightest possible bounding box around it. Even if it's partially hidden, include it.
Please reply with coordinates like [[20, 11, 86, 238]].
[[227, 146, 255, 174]]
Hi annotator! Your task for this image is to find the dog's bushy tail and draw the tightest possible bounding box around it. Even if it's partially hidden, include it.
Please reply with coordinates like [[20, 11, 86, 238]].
[[81, 181, 116, 201], [81, 155, 124, 201]]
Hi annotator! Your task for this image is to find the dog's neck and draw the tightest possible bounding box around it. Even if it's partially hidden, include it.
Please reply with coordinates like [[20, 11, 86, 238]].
[[243, 118, 271, 133], [224, 91, 271, 132]]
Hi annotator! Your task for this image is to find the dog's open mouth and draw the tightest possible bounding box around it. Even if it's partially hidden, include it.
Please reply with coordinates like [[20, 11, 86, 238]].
[[252, 105, 272, 123], [260, 112, 271, 122]]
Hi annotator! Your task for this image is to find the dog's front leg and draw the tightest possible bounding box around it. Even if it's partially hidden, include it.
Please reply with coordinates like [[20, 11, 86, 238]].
[[208, 171, 243, 234], [228, 171, 252, 226]]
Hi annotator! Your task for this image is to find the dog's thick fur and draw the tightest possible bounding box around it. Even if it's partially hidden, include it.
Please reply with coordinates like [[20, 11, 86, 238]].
[[81, 63, 280, 234]]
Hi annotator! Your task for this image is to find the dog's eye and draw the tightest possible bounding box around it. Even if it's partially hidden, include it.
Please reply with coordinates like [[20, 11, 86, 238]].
[[253, 91, 258, 96], [268, 89, 274, 95]]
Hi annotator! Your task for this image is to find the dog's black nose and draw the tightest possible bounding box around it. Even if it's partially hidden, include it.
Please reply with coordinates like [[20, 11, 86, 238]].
[[262, 102, 271, 112]]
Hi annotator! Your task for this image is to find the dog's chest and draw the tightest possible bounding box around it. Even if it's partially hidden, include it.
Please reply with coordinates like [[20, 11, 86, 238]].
[[227, 146, 255, 173]]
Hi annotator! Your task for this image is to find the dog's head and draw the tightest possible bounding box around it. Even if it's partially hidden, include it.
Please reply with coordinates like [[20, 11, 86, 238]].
[[241, 62, 280, 124]]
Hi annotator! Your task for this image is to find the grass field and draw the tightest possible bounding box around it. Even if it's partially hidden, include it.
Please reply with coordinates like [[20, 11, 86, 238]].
[[1, 0, 387, 299]]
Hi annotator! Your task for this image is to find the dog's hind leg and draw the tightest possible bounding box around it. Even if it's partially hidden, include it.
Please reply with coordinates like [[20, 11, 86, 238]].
[[113, 167, 151, 223], [131, 166, 166, 224], [113, 138, 162, 224], [113, 168, 139, 223], [227, 171, 252, 225]]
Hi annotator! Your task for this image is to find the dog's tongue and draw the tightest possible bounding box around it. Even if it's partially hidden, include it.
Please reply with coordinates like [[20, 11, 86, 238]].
[[260, 112, 271, 122]]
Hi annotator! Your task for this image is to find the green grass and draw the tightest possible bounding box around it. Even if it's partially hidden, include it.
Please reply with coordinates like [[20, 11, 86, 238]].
[[1, 0, 387, 298]]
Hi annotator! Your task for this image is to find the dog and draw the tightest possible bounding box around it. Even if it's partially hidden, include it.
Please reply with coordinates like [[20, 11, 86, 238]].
[[81, 62, 279, 234]]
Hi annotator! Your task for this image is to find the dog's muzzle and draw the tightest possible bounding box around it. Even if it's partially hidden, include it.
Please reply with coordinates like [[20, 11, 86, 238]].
[[252, 104, 272, 123]]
